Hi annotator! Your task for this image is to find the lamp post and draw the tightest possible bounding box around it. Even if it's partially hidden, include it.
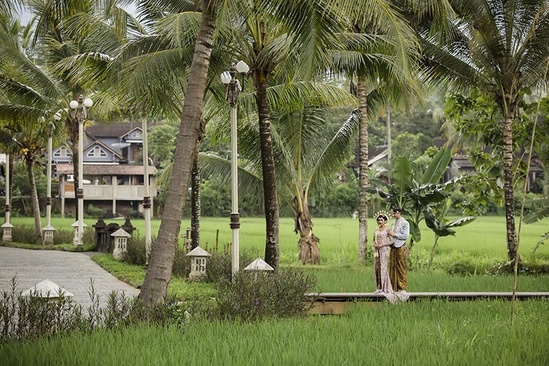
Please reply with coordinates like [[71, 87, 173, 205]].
[[1, 153, 13, 242], [43, 114, 59, 245], [142, 119, 152, 263], [69, 95, 93, 247], [221, 60, 249, 275]]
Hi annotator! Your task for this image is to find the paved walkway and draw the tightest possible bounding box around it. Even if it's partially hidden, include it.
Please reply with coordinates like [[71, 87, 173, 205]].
[[0, 247, 140, 308]]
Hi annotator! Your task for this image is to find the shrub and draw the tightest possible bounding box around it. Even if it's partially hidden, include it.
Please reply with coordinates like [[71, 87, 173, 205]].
[[10, 225, 95, 247], [447, 261, 478, 276], [86, 204, 106, 219], [0, 278, 135, 342], [487, 260, 549, 275], [171, 246, 191, 278], [123, 236, 148, 266], [215, 268, 316, 322]]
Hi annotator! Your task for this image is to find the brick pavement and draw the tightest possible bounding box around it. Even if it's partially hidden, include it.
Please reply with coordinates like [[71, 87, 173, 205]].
[[0, 246, 140, 308]]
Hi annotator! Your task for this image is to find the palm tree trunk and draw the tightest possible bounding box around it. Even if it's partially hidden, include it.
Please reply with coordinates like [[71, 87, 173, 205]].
[[502, 115, 518, 261], [255, 70, 280, 270], [190, 149, 200, 249], [26, 158, 42, 244], [139, 0, 217, 308], [357, 77, 369, 263], [293, 197, 320, 265]]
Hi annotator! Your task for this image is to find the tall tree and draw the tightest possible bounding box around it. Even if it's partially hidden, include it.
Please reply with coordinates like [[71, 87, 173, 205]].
[[328, 0, 420, 262], [138, 0, 218, 308], [406, 0, 549, 261], [214, 0, 348, 268], [25, 0, 138, 220], [205, 101, 358, 265], [0, 12, 65, 242]]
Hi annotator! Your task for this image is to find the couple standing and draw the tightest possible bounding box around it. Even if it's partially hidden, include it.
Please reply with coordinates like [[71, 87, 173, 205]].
[[373, 207, 409, 302]]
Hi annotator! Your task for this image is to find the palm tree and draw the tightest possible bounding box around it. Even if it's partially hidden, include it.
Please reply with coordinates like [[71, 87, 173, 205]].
[[24, 0, 138, 221], [327, 0, 421, 263], [405, 0, 549, 262], [138, 0, 218, 308], [0, 119, 61, 243], [205, 101, 358, 264], [209, 0, 350, 268], [0, 13, 65, 242]]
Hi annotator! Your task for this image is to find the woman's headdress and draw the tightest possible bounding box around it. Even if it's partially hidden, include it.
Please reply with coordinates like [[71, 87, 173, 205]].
[[374, 210, 390, 221]]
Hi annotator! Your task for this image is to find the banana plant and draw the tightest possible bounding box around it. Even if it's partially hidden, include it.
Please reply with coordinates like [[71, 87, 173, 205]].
[[523, 197, 549, 253], [424, 198, 476, 267], [366, 148, 455, 250]]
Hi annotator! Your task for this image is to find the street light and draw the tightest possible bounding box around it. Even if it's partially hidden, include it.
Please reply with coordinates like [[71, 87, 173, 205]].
[[69, 95, 93, 247], [43, 114, 59, 245], [142, 119, 152, 263], [221, 60, 249, 275], [1, 153, 13, 242]]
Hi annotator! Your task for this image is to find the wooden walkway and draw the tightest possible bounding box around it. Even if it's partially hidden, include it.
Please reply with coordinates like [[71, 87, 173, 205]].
[[305, 292, 549, 314]]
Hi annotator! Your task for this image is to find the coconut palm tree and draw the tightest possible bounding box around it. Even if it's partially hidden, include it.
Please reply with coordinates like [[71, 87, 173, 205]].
[[403, 0, 549, 262], [138, 0, 219, 307], [209, 0, 353, 268], [204, 102, 359, 264], [326, 0, 421, 263], [0, 13, 66, 242], [24, 0, 140, 220]]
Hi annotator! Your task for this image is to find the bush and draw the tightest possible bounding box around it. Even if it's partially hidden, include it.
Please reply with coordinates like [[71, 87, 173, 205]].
[[215, 268, 316, 322], [86, 204, 106, 219], [10, 225, 95, 247], [0, 278, 135, 342], [123, 236, 148, 266]]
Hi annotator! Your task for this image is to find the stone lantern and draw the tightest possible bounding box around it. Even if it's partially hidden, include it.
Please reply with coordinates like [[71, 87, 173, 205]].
[[22, 279, 74, 299], [1, 222, 13, 242], [244, 258, 274, 271], [186, 246, 211, 280], [71, 221, 87, 245], [111, 228, 131, 260], [42, 224, 56, 245]]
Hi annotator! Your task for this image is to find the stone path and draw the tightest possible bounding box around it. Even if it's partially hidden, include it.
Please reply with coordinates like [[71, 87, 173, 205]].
[[0, 246, 140, 308]]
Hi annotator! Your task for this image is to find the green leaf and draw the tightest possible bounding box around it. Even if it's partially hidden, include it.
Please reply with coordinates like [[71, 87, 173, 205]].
[[523, 207, 549, 224], [446, 216, 477, 228], [392, 156, 412, 196], [421, 148, 451, 184], [409, 220, 421, 243]]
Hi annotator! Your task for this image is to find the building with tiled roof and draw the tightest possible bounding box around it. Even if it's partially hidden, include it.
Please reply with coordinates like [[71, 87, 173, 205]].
[[54, 122, 157, 218]]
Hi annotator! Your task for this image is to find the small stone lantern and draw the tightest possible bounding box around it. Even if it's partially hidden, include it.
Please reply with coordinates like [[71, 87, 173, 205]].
[[71, 221, 88, 244], [22, 279, 74, 299], [186, 246, 211, 280], [244, 258, 274, 272], [111, 228, 131, 260], [42, 225, 56, 245], [1, 222, 13, 242]]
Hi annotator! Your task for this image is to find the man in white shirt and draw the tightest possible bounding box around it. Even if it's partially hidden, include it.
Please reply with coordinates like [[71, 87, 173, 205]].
[[388, 207, 410, 292]]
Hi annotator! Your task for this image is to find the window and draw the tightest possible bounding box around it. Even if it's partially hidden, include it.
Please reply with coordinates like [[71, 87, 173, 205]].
[[87, 146, 107, 158], [128, 130, 142, 139], [53, 147, 72, 157]]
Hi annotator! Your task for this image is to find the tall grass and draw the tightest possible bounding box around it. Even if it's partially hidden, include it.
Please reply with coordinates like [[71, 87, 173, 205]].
[[2, 216, 549, 365], [1, 300, 548, 365], [11, 215, 549, 265]]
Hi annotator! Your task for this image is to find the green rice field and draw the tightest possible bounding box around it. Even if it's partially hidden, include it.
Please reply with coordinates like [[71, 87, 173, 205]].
[[2, 215, 548, 365]]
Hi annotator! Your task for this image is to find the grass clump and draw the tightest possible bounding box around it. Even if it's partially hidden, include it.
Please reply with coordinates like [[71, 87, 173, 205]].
[[4, 225, 95, 251], [0, 278, 134, 343], [215, 268, 316, 321]]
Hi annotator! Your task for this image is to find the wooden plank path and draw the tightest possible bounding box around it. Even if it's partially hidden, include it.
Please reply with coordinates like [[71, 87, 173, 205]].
[[305, 292, 549, 314]]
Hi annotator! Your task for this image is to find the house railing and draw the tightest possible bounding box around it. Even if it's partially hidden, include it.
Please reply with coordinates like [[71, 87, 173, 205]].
[[63, 183, 156, 200]]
